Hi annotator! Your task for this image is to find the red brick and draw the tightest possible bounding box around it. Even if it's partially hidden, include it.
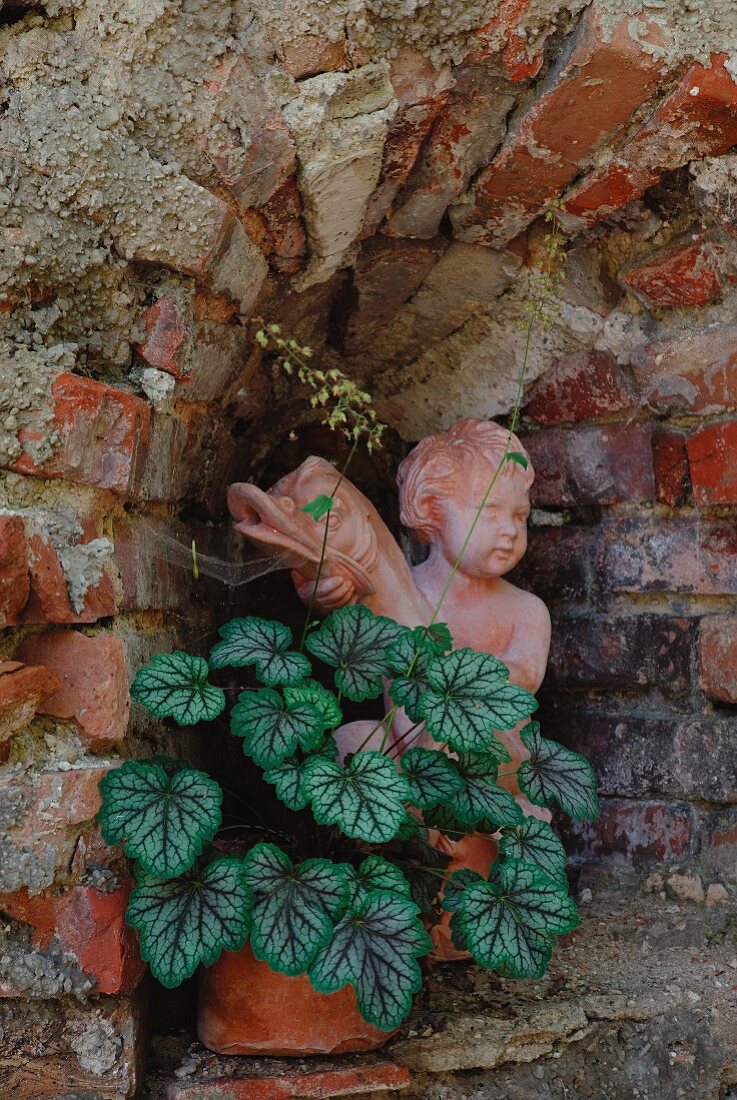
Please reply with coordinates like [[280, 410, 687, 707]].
[[113, 514, 193, 612], [248, 176, 308, 276], [631, 325, 737, 414], [512, 524, 594, 604], [0, 515, 29, 626], [165, 1060, 411, 1099], [521, 423, 655, 507], [525, 351, 636, 425], [0, 661, 60, 745], [0, 880, 144, 995], [468, 0, 546, 81], [1, 764, 113, 894], [699, 615, 737, 703], [565, 55, 737, 224], [384, 60, 517, 239], [686, 421, 737, 505], [652, 427, 691, 507], [22, 527, 116, 626], [451, 9, 669, 245], [362, 49, 452, 237], [16, 632, 130, 747], [280, 35, 350, 80], [562, 799, 694, 866], [137, 296, 192, 380], [595, 516, 737, 595], [12, 373, 150, 495], [622, 232, 724, 308]]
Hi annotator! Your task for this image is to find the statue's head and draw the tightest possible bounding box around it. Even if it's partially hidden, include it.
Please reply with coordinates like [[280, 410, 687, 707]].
[[397, 418, 534, 579]]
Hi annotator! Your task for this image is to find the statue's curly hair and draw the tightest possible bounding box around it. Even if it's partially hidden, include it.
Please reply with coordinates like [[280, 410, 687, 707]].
[[397, 418, 534, 544]]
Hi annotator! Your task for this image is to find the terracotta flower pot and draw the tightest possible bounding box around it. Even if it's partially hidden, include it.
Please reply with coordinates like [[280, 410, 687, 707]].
[[198, 943, 392, 1056], [429, 831, 499, 961]]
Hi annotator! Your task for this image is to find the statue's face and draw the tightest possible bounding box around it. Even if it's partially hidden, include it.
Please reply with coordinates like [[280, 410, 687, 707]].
[[432, 460, 530, 578]]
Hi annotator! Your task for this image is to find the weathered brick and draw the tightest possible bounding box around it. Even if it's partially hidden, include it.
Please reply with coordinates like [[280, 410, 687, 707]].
[[699, 614, 737, 704], [164, 1059, 411, 1099], [631, 324, 737, 414], [512, 524, 594, 604], [385, 60, 517, 239], [451, 9, 669, 245], [22, 527, 117, 626], [0, 763, 114, 895], [16, 632, 130, 748], [562, 799, 694, 866], [12, 373, 150, 495], [468, 0, 547, 81], [0, 515, 30, 626], [0, 880, 143, 995], [113, 514, 194, 612], [280, 35, 350, 80], [652, 427, 691, 507], [0, 992, 145, 1097], [0, 661, 60, 747], [686, 420, 737, 505], [595, 516, 737, 595], [362, 49, 452, 237], [137, 296, 191, 380], [521, 423, 655, 507], [565, 56, 737, 224], [546, 615, 694, 698], [525, 351, 636, 425], [621, 232, 724, 309], [699, 808, 737, 882], [249, 176, 308, 277]]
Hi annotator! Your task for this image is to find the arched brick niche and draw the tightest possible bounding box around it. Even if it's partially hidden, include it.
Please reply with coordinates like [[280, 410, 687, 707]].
[[1, 1, 737, 1094]]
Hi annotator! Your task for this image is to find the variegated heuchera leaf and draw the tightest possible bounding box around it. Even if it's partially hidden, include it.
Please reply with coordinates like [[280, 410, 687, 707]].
[[386, 632, 434, 723], [499, 817, 568, 884], [243, 843, 350, 975], [98, 762, 222, 878], [418, 648, 536, 752], [230, 688, 325, 769], [304, 751, 410, 844], [518, 723, 600, 821], [347, 856, 413, 907], [126, 857, 252, 987], [209, 617, 311, 687], [450, 752, 524, 828], [131, 652, 226, 726], [283, 679, 343, 730], [309, 891, 431, 1030], [305, 605, 408, 701], [452, 859, 578, 979], [401, 747, 464, 810], [262, 756, 311, 811]]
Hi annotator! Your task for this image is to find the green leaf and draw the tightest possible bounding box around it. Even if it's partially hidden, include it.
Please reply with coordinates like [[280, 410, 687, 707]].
[[401, 747, 464, 810], [309, 892, 431, 1030], [304, 751, 410, 843], [418, 649, 535, 752], [126, 857, 252, 987], [243, 843, 349, 975], [423, 804, 475, 838], [451, 753, 524, 828], [499, 817, 568, 884], [283, 679, 342, 729], [347, 856, 413, 907], [302, 494, 333, 521], [231, 688, 325, 769], [305, 605, 408, 702], [455, 859, 578, 978], [507, 451, 529, 470], [99, 762, 222, 878], [209, 617, 310, 687], [414, 623, 453, 656], [386, 633, 434, 723], [394, 812, 423, 839], [399, 833, 450, 916], [518, 723, 600, 821], [442, 869, 484, 913], [262, 756, 310, 811], [131, 652, 225, 726]]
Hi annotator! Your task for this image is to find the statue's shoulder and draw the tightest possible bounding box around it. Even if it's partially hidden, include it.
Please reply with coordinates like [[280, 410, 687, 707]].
[[500, 579, 551, 628]]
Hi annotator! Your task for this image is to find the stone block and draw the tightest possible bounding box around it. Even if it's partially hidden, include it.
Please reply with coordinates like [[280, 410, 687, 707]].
[[0, 515, 30, 626], [621, 232, 724, 309], [631, 324, 737, 414], [16, 632, 130, 748], [686, 420, 737, 505], [562, 799, 695, 866], [0, 880, 143, 996], [452, 8, 669, 245], [0, 661, 60, 746], [699, 614, 737, 703], [652, 426, 691, 507], [565, 56, 737, 224], [521, 423, 655, 507], [0, 762, 114, 895], [594, 516, 737, 595], [525, 351, 636, 425]]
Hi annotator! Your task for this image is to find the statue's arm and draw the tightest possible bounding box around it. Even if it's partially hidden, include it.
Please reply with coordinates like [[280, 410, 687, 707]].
[[497, 593, 551, 693]]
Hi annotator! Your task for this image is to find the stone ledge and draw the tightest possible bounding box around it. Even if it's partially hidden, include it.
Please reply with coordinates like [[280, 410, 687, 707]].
[[144, 869, 737, 1100]]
